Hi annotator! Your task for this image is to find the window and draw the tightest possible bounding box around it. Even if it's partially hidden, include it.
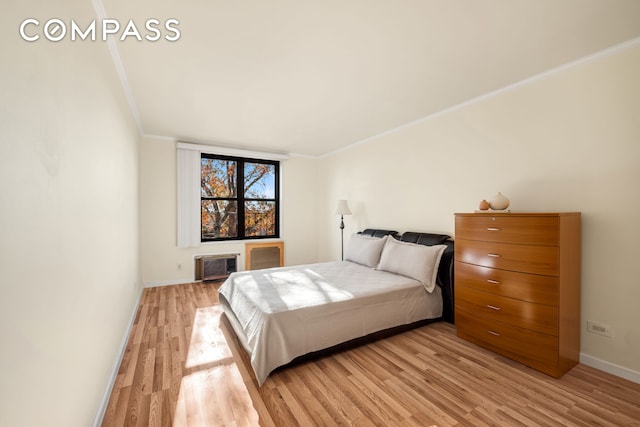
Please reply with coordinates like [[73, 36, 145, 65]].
[[200, 154, 279, 241], [177, 142, 287, 248]]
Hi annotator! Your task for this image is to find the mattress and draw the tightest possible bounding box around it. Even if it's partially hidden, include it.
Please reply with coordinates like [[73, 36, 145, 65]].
[[218, 260, 443, 385]]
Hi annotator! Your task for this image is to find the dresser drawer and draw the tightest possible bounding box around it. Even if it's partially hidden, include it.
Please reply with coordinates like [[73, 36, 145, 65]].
[[455, 239, 559, 276], [455, 261, 559, 305], [455, 215, 558, 246], [456, 308, 559, 369], [456, 285, 558, 335]]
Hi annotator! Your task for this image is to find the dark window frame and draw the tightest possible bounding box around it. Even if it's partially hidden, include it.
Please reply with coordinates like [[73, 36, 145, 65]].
[[200, 153, 280, 242]]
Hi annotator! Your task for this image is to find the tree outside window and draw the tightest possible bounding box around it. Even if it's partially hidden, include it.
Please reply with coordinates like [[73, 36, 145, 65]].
[[201, 154, 279, 241]]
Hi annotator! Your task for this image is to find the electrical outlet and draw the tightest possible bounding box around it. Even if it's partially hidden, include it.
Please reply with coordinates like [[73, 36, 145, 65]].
[[587, 320, 612, 337], [177, 263, 182, 271]]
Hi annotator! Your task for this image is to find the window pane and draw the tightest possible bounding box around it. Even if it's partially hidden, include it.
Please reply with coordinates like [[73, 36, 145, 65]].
[[201, 200, 238, 239], [245, 201, 276, 237], [201, 158, 237, 198], [244, 162, 275, 199]]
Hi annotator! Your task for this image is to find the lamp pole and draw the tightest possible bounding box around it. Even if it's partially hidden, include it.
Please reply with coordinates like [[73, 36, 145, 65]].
[[335, 199, 352, 261], [340, 214, 345, 261]]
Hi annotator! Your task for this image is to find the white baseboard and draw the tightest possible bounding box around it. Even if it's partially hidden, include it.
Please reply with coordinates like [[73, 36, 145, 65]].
[[143, 278, 199, 288], [580, 353, 640, 384], [92, 287, 144, 427]]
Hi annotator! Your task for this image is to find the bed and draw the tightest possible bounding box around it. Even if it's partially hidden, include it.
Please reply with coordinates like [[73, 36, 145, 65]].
[[218, 229, 455, 385]]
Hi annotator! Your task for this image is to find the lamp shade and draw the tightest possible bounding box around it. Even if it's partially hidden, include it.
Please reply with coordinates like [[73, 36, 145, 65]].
[[335, 200, 352, 216]]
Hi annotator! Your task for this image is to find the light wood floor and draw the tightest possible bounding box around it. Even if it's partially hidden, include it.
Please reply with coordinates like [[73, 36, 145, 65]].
[[101, 282, 640, 426]]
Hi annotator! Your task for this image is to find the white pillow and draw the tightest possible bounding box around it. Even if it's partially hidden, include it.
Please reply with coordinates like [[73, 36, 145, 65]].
[[344, 234, 387, 268], [378, 238, 446, 293]]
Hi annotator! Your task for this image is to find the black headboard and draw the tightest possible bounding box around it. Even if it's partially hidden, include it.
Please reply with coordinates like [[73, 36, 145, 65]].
[[360, 228, 400, 239], [360, 228, 455, 324]]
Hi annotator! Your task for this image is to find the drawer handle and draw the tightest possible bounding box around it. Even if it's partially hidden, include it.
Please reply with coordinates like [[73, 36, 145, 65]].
[[487, 253, 501, 258], [488, 330, 501, 337], [487, 279, 501, 285], [487, 305, 501, 311], [487, 227, 501, 231]]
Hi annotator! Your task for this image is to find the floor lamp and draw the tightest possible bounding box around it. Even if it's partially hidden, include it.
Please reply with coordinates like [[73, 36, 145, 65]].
[[335, 200, 352, 261]]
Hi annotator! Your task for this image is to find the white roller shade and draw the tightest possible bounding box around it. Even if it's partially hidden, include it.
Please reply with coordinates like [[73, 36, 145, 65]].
[[176, 147, 201, 248]]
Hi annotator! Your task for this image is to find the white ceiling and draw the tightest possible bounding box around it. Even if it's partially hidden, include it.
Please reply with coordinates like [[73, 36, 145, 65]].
[[102, 0, 640, 157]]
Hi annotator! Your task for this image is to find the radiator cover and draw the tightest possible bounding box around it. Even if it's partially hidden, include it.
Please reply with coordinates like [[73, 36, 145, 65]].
[[245, 241, 284, 270]]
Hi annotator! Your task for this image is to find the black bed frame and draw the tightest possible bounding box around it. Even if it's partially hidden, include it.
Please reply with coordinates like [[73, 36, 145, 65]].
[[276, 228, 455, 371]]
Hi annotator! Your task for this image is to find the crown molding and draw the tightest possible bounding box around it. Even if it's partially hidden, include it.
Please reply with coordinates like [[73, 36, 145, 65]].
[[91, 0, 144, 135]]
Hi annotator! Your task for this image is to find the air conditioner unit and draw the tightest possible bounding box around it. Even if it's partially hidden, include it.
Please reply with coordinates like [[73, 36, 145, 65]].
[[194, 254, 237, 282]]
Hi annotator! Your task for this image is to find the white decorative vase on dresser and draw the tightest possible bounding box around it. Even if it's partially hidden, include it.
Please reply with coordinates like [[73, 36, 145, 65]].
[[489, 192, 510, 210]]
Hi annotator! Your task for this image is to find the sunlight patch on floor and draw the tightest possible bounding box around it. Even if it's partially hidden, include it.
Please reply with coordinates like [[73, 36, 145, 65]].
[[173, 365, 259, 426], [174, 304, 260, 426], [185, 306, 232, 369]]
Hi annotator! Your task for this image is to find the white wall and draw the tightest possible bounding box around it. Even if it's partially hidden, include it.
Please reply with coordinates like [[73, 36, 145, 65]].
[[319, 42, 640, 376], [0, 2, 141, 426], [3, 8, 636, 427], [139, 136, 319, 285]]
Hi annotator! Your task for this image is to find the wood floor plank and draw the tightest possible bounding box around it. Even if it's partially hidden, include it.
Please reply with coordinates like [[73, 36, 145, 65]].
[[384, 375, 458, 426], [102, 282, 640, 426], [312, 357, 376, 426], [345, 347, 413, 422], [274, 382, 316, 426], [331, 352, 397, 426], [295, 361, 356, 425], [147, 391, 162, 427]]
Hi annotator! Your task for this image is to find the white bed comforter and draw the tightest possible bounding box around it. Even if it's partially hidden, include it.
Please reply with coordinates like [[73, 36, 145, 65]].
[[218, 261, 442, 385]]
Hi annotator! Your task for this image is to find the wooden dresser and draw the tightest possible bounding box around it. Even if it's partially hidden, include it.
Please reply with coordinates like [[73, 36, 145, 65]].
[[454, 212, 581, 377]]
